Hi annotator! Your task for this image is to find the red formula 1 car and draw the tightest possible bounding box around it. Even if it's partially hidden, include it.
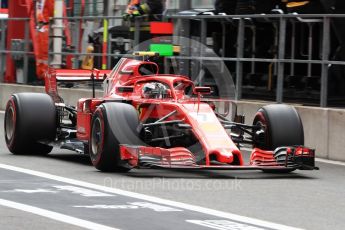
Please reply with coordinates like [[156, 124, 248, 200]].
[[4, 53, 318, 173]]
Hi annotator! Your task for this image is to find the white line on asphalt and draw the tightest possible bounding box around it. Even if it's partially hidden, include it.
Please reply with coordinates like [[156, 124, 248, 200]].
[[0, 198, 119, 230], [53, 185, 114, 197], [0, 163, 301, 230], [0, 110, 4, 114], [241, 147, 345, 167], [186, 220, 265, 230]]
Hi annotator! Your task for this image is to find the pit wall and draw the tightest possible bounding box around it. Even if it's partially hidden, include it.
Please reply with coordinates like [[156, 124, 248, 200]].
[[1, 83, 344, 162], [236, 101, 345, 161]]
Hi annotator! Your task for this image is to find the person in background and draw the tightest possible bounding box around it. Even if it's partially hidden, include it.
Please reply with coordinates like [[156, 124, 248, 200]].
[[123, 0, 166, 58], [282, 0, 324, 13], [35, 0, 54, 81], [215, 0, 284, 15], [214, 0, 237, 15], [123, 0, 164, 19]]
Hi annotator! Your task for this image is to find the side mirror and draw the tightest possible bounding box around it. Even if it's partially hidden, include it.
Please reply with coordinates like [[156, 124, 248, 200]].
[[193, 87, 211, 95], [119, 70, 134, 75], [116, 86, 134, 93]]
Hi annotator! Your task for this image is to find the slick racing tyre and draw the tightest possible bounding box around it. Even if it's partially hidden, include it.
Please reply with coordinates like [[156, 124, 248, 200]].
[[253, 104, 304, 150], [4, 93, 57, 155], [89, 103, 141, 172], [253, 104, 304, 173]]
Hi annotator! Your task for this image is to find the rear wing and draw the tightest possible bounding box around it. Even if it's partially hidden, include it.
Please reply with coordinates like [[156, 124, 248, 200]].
[[45, 68, 112, 103]]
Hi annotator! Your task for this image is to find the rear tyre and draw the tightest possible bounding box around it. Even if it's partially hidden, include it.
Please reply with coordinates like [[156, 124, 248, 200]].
[[4, 93, 56, 155], [89, 103, 141, 172], [253, 104, 304, 173]]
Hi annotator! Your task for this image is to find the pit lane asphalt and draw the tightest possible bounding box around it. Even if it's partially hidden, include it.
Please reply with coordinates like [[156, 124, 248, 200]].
[[0, 113, 345, 230]]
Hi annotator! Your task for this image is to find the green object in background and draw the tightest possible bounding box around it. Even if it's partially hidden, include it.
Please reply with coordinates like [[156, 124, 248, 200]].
[[149, 44, 173, 56]]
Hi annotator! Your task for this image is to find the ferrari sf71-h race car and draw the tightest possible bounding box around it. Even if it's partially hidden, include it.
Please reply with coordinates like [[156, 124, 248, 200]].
[[4, 53, 318, 173]]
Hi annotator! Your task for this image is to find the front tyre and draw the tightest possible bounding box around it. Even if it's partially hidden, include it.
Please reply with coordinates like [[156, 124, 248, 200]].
[[253, 104, 304, 150], [4, 93, 56, 155], [253, 104, 304, 173], [89, 103, 141, 172]]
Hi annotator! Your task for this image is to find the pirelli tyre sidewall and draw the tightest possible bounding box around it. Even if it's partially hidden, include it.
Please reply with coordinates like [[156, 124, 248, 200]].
[[4, 93, 56, 155], [89, 102, 141, 172]]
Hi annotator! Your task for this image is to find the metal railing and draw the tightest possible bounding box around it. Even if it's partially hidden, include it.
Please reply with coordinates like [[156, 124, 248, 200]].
[[0, 18, 31, 83], [167, 14, 345, 107], [1, 14, 345, 107]]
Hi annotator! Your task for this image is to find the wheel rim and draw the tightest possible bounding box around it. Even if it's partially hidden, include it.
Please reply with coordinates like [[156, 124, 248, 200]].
[[91, 117, 102, 155], [257, 121, 266, 142], [254, 118, 268, 149], [5, 105, 15, 142], [256, 120, 266, 132]]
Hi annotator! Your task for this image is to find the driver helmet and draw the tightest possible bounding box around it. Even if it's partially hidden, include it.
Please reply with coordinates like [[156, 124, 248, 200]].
[[142, 82, 168, 99]]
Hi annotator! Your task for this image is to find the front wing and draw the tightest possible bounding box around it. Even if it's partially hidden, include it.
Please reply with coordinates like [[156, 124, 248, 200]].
[[120, 145, 318, 171]]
